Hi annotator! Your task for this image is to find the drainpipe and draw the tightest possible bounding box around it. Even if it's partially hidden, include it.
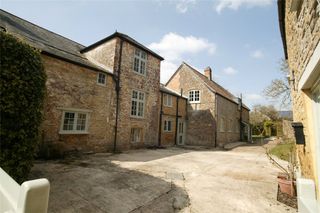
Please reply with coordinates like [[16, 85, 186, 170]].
[[239, 94, 243, 141], [214, 93, 217, 147], [158, 92, 163, 147], [174, 95, 179, 145], [113, 39, 123, 153]]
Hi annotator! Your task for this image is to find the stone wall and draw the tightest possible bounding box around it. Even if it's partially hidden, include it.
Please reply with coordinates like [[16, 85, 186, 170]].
[[40, 55, 116, 156], [216, 95, 241, 147], [166, 64, 217, 146], [114, 40, 161, 150], [160, 93, 188, 146], [284, 0, 320, 181], [282, 119, 294, 140]]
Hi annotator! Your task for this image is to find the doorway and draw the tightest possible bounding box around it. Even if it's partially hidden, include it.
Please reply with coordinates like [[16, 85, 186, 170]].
[[177, 118, 186, 145]]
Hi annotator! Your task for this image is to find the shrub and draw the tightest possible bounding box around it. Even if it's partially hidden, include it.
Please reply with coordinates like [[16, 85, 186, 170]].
[[0, 32, 46, 183]]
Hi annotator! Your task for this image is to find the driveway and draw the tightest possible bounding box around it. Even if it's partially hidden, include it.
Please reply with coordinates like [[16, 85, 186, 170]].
[[29, 143, 297, 213]]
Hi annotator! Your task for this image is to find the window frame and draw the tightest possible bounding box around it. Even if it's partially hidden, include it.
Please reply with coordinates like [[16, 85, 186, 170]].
[[59, 108, 91, 134], [131, 90, 145, 118], [131, 128, 142, 143], [97, 72, 106, 86], [163, 94, 173, 107], [189, 90, 200, 103], [133, 48, 147, 76], [164, 120, 173, 132]]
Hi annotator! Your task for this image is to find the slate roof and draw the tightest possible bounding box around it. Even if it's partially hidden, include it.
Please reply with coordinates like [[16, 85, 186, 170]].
[[160, 84, 188, 99], [82, 32, 164, 61], [167, 62, 250, 110], [0, 9, 113, 74]]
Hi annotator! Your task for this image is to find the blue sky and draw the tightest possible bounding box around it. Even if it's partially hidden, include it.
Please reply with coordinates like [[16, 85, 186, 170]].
[[1, 0, 286, 109]]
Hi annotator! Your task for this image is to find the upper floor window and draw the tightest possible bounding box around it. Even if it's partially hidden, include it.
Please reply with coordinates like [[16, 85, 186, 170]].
[[131, 90, 145, 117], [163, 94, 172, 107], [60, 109, 90, 134], [133, 49, 147, 75], [97, 73, 106, 85], [189, 90, 200, 103]]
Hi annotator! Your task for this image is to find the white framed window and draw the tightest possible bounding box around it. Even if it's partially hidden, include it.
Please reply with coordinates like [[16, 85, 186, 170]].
[[164, 120, 172, 132], [59, 109, 90, 134], [131, 128, 142, 143], [131, 90, 145, 117], [133, 48, 147, 75], [219, 117, 225, 132], [163, 94, 173, 107], [97, 73, 106, 85], [189, 90, 200, 103]]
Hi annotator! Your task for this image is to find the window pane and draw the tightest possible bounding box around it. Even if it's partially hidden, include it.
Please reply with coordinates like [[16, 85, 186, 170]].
[[140, 61, 145, 74], [189, 91, 194, 101], [195, 91, 200, 101], [63, 112, 75, 130], [131, 100, 137, 116], [98, 73, 106, 84], [139, 92, 144, 100], [134, 58, 139, 72], [132, 91, 138, 99], [76, 113, 87, 131], [168, 96, 172, 106], [135, 49, 140, 56], [168, 121, 171, 131], [138, 102, 144, 116]]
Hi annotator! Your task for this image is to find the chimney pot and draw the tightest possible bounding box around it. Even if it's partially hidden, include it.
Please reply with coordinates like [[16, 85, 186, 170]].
[[204, 66, 212, 81]]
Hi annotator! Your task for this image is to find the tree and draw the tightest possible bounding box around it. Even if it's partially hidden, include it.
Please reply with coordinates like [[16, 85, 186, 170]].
[[250, 105, 279, 136], [0, 32, 46, 183], [264, 59, 291, 108]]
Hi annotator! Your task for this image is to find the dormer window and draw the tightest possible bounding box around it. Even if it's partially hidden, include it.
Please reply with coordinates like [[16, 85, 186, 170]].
[[189, 90, 200, 103], [133, 49, 147, 75]]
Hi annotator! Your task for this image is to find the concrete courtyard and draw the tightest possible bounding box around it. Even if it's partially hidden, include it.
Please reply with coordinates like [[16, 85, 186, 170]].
[[29, 143, 297, 213]]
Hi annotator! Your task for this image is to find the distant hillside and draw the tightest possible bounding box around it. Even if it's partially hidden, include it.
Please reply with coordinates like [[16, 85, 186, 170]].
[[278, 111, 293, 120]]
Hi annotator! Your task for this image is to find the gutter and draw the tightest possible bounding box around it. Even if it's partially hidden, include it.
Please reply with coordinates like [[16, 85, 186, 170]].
[[214, 93, 218, 147], [113, 39, 123, 153], [277, 0, 288, 59]]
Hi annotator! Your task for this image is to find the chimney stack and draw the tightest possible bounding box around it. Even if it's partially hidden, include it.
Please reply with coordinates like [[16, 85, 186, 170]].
[[204, 66, 212, 81]]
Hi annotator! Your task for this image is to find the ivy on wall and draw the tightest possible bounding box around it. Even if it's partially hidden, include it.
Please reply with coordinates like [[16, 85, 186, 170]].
[[0, 32, 46, 183]]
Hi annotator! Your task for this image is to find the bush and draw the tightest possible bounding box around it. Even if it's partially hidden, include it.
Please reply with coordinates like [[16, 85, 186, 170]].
[[0, 32, 46, 183]]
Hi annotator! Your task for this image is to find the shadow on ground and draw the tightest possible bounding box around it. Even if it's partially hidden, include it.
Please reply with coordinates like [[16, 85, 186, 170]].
[[29, 155, 190, 213]]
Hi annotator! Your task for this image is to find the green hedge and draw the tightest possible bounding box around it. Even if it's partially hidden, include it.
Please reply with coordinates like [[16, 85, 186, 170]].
[[0, 32, 46, 183]]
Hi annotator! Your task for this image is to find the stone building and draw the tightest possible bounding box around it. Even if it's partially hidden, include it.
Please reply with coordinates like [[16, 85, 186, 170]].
[[159, 85, 188, 146], [0, 9, 164, 155], [278, 0, 320, 211], [166, 62, 250, 147]]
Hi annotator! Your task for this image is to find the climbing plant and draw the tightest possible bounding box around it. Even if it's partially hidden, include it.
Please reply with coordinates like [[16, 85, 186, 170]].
[[0, 32, 46, 183]]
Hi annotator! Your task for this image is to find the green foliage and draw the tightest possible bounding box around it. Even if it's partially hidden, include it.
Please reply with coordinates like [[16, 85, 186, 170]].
[[269, 140, 295, 162], [0, 32, 46, 183]]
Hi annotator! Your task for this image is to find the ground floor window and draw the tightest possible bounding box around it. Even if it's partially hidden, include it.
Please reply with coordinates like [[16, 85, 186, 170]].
[[60, 109, 90, 134], [164, 120, 172, 132], [131, 128, 142, 143]]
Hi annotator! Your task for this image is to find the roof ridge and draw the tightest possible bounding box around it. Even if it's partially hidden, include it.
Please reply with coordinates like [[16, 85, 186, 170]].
[[0, 9, 85, 48], [183, 62, 237, 99]]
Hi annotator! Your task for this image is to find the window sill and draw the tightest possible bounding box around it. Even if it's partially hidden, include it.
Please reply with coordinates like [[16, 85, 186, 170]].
[[132, 70, 146, 77], [130, 115, 145, 120], [189, 101, 200, 104], [97, 83, 107, 87], [164, 105, 173, 107], [59, 131, 89, 135]]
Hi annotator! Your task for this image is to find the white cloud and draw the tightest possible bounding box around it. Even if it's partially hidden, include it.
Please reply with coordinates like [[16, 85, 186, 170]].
[[223, 66, 238, 75], [176, 0, 196, 13], [251, 49, 264, 59], [148, 32, 216, 83], [215, 0, 273, 13]]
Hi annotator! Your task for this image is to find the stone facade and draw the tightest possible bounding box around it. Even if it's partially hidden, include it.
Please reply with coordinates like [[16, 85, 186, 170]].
[[279, 0, 320, 202], [166, 62, 250, 147], [159, 89, 188, 146], [40, 55, 116, 155]]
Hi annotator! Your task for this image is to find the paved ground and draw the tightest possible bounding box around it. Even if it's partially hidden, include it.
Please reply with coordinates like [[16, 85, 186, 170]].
[[29, 142, 297, 213]]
